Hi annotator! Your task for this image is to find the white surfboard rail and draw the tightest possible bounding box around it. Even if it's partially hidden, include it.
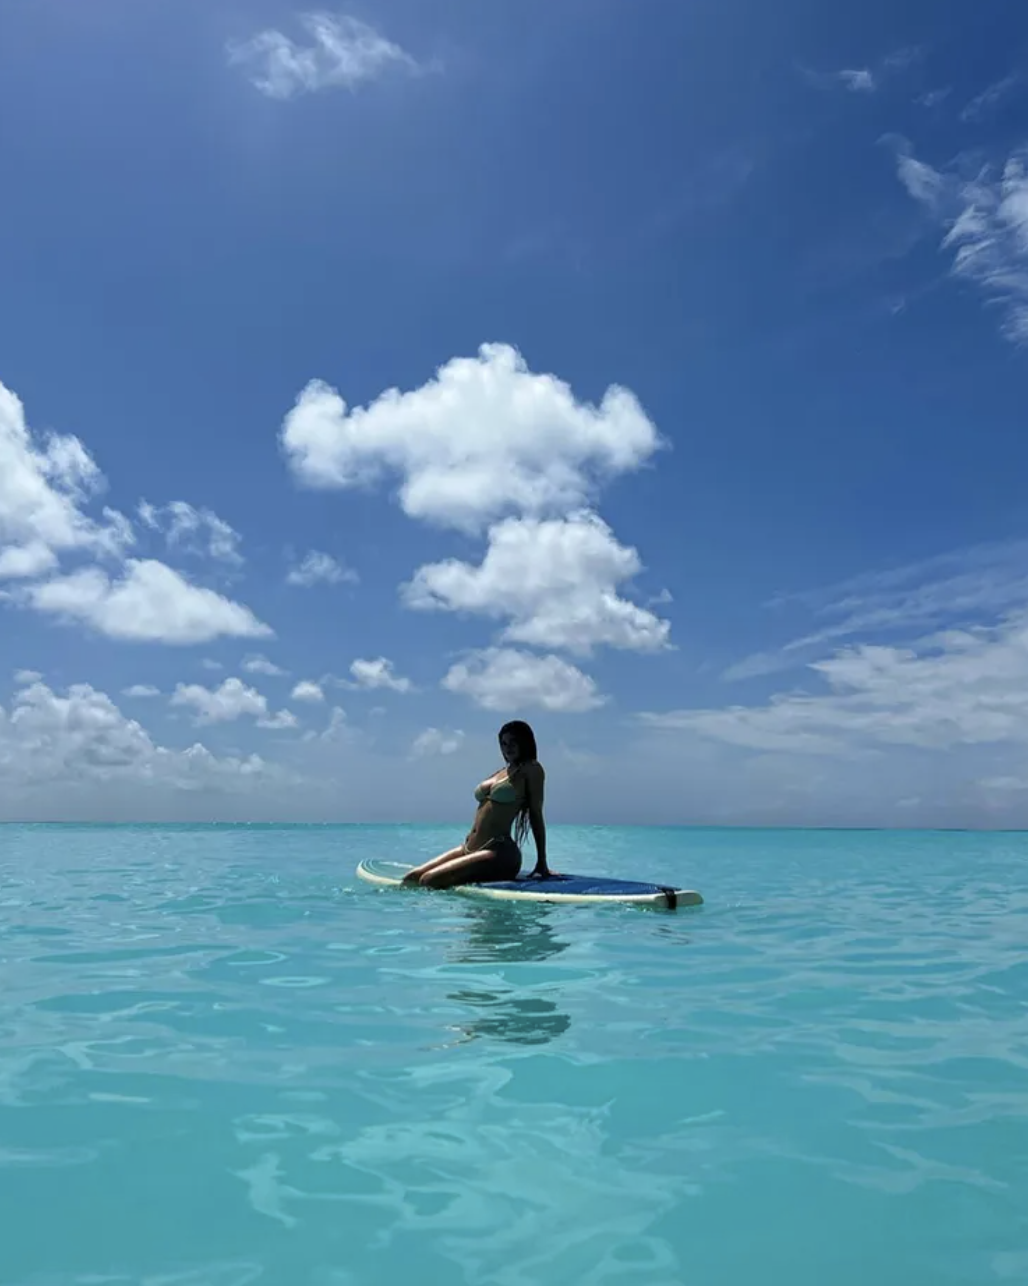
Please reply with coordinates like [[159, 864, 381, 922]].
[[356, 859, 703, 909]]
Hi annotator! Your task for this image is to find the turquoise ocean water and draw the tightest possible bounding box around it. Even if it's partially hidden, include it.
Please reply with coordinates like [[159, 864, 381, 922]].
[[1, 823, 1026, 1286]]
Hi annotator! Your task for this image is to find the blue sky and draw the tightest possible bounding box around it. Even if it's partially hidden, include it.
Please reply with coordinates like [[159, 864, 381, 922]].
[[3, 0, 1028, 825]]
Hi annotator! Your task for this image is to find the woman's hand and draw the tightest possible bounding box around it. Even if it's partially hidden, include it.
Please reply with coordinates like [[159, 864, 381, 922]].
[[528, 865, 558, 880]]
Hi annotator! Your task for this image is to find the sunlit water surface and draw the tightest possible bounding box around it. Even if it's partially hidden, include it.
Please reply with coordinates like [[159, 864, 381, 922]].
[[1, 824, 1026, 1286]]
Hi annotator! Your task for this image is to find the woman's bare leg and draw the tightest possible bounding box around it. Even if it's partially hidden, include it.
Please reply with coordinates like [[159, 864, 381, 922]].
[[418, 848, 518, 890], [401, 845, 466, 884]]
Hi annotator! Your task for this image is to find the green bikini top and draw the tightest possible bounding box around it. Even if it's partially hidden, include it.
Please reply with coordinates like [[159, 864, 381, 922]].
[[474, 772, 518, 805]]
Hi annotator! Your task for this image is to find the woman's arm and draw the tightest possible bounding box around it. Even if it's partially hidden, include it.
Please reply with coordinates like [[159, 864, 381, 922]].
[[525, 763, 549, 875]]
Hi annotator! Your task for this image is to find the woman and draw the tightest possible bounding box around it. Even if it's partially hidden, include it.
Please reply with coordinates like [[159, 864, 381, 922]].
[[403, 720, 550, 889]]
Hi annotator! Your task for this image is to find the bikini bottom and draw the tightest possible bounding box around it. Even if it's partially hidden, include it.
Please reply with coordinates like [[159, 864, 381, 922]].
[[462, 833, 522, 879]]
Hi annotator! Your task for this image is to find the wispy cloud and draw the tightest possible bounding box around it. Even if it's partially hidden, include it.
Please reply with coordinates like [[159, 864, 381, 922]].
[[138, 500, 243, 566], [895, 140, 1028, 344], [228, 12, 421, 100], [646, 608, 1028, 757], [286, 549, 357, 588], [636, 150, 756, 243], [723, 539, 1028, 683], [802, 65, 876, 94], [804, 47, 921, 96], [918, 87, 952, 110], [837, 68, 877, 94], [301, 706, 349, 744], [961, 73, 1022, 124]]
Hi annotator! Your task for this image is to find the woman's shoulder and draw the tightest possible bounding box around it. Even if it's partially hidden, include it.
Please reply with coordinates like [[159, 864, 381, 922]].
[[521, 759, 545, 781]]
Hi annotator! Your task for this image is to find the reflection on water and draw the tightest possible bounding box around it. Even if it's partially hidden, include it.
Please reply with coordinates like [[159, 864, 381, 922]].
[[446, 989, 572, 1046], [444, 902, 572, 1047], [450, 901, 570, 966]]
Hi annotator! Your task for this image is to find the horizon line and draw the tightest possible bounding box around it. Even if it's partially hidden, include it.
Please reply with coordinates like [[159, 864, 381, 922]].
[[0, 820, 1023, 834]]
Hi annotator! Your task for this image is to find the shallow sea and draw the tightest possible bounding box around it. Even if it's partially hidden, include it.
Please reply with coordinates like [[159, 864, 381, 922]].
[[1, 823, 1026, 1286]]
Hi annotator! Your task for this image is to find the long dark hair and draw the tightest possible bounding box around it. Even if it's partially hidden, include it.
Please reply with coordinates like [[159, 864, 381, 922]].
[[499, 720, 537, 848]]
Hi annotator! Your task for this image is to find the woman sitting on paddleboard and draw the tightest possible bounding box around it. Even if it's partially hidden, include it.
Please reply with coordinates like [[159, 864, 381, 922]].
[[402, 720, 550, 889]]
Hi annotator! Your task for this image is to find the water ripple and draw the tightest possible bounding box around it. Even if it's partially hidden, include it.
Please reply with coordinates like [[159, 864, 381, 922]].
[[0, 824, 1027, 1284]]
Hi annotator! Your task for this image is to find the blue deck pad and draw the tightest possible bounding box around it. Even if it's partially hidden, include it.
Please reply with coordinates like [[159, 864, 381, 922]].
[[478, 874, 671, 897], [354, 860, 699, 906]]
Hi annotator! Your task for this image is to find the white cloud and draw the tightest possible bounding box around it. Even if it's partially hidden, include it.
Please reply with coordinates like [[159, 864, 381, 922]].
[[324, 706, 347, 740], [4, 680, 161, 778], [280, 343, 663, 534], [0, 680, 280, 802], [171, 743, 281, 786], [403, 511, 671, 656], [170, 676, 296, 730], [0, 378, 132, 573], [139, 500, 243, 565], [411, 727, 465, 757], [171, 677, 268, 725], [291, 680, 325, 703], [443, 647, 606, 713], [242, 654, 287, 677], [349, 656, 411, 692], [258, 708, 299, 730], [896, 142, 1028, 343], [201, 658, 223, 671], [0, 542, 58, 580], [14, 670, 42, 685], [26, 560, 271, 644], [41, 433, 103, 498], [303, 705, 348, 743], [123, 684, 160, 698], [286, 550, 357, 587], [228, 12, 419, 100], [644, 611, 1028, 755]]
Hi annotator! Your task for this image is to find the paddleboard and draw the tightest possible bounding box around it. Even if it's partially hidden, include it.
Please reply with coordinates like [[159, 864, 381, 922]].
[[356, 859, 703, 908]]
